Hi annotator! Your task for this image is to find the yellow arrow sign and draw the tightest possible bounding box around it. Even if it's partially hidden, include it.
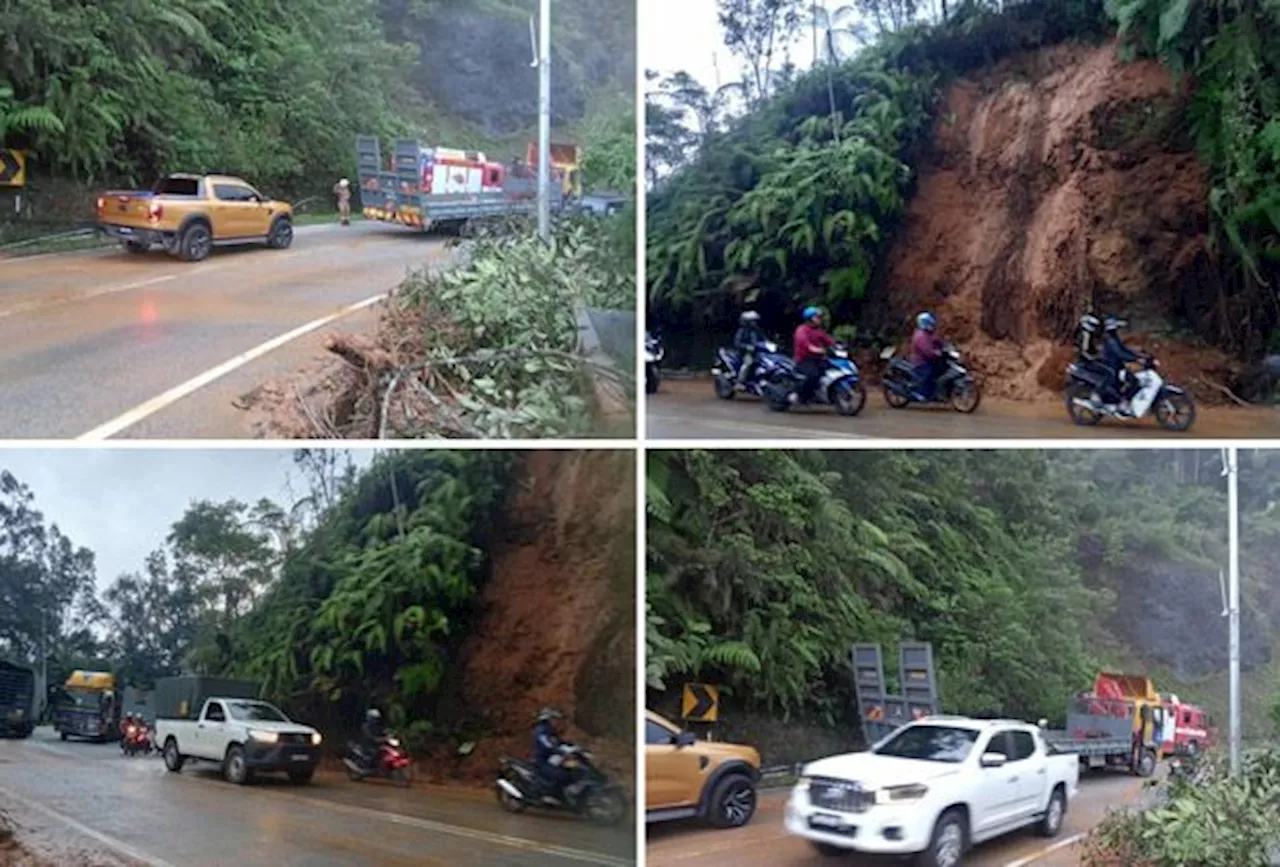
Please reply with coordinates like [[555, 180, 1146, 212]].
[[0, 150, 26, 187], [682, 683, 719, 723]]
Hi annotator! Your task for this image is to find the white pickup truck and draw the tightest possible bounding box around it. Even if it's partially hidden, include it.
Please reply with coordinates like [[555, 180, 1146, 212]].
[[156, 697, 322, 785], [785, 717, 1079, 867]]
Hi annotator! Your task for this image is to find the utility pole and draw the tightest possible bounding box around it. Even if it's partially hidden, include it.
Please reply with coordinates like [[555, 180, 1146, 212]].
[[41, 606, 48, 722], [1225, 447, 1241, 775], [536, 0, 552, 240]]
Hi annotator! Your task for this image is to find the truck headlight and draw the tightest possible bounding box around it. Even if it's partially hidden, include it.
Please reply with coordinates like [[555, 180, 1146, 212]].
[[876, 783, 928, 804], [795, 776, 812, 792], [248, 729, 279, 744], [310, 732, 322, 746]]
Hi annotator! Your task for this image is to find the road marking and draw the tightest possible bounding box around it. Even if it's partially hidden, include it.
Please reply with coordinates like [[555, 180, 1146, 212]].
[[0, 786, 179, 867], [1002, 832, 1087, 867], [647, 412, 873, 440], [77, 293, 387, 440], [260, 788, 631, 866], [0, 274, 176, 319]]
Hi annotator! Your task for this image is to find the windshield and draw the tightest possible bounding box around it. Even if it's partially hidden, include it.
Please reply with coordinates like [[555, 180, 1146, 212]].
[[225, 701, 289, 723], [874, 725, 980, 763], [153, 176, 199, 196], [62, 688, 104, 708]]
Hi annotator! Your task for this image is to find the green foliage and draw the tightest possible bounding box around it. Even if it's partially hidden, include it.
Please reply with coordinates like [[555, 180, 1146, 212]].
[[1084, 749, 1280, 867], [388, 216, 634, 437], [578, 97, 637, 194]]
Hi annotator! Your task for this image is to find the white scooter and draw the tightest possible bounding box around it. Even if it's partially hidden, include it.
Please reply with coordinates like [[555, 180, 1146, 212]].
[[1065, 356, 1196, 431]]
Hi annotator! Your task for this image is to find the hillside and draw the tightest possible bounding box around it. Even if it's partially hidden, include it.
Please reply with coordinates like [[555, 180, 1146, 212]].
[[646, 0, 1280, 397], [646, 449, 1280, 765], [0, 0, 635, 219]]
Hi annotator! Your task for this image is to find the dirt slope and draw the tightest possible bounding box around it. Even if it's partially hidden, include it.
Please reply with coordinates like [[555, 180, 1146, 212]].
[[877, 41, 1241, 401], [426, 450, 636, 788]]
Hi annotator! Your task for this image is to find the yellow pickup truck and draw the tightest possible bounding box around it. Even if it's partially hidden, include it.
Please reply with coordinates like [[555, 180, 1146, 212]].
[[96, 173, 294, 262]]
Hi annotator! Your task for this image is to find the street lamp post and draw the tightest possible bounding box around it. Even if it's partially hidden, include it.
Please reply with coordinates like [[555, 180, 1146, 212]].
[[1225, 447, 1241, 775], [536, 0, 551, 240]]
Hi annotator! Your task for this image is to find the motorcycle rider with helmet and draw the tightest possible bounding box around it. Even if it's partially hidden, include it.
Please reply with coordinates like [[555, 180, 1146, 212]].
[[906, 311, 945, 400], [1101, 316, 1144, 413], [533, 707, 585, 806], [733, 311, 767, 387], [792, 306, 836, 403], [358, 708, 388, 771]]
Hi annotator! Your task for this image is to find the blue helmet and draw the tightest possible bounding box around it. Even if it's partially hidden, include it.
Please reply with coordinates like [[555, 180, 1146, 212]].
[[916, 312, 937, 332], [802, 306, 821, 321]]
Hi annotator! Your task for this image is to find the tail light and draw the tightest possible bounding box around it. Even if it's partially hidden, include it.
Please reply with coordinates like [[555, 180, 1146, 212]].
[[148, 201, 164, 221], [96, 197, 105, 216]]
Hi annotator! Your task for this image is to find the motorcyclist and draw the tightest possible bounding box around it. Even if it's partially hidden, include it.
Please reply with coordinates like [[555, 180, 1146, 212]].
[[906, 311, 945, 400], [1101, 316, 1144, 412], [792, 306, 835, 403], [359, 708, 387, 770], [532, 707, 584, 805], [1077, 313, 1101, 362], [733, 311, 767, 386], [121, 712, 136, 742]]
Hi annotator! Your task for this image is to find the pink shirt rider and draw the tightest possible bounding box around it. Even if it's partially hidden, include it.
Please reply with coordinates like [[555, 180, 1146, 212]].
[[907, 328, 943, 365]]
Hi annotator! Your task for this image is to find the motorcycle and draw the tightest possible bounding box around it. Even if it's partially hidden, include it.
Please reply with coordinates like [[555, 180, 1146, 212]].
[[344, 736, 413, 787], [495, 746, 627, 826], [711, 339, 795, 400], [1065, 355, 1196, 431], [120, 721, 153, 756], [881, 342, 981, 412], [763, 343, 867, 416], [645, 332, 663, 395]]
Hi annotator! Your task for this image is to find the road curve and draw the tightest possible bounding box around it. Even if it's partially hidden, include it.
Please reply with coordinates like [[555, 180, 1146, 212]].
[[0, 728, 635, 867], [647, 378, 1280, 440], [646, 771, 1147, 867], [0, 222, 450, 439]]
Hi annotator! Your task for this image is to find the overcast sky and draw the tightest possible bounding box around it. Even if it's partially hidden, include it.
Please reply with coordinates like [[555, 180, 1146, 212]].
[[642, 0, 822, 89], [0, 449, 374, 591]]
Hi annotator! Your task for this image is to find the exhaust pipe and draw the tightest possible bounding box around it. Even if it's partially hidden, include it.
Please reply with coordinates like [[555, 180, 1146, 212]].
[[496, 778, 525, 800]]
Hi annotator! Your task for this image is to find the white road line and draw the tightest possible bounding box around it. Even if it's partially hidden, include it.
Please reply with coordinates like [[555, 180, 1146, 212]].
[[1002, 832, 1087, 867], [0, 786, 179, 867], [0, 274, 176, 319], [77, 293, 386, 440]]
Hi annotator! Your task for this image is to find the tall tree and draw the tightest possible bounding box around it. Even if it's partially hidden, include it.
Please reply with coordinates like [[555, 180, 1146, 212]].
[[717, 0, 805, 106]]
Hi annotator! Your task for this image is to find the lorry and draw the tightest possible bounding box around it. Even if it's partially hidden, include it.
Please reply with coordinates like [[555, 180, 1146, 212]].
[[96, 173, 294, 262], [1163, 694, 1215, 756], [1040, 672, 1168, 776], [0, 661, 35, 738], [153, 676, 321, 785], [54, 670, 120, 741], [526, 141, 582, 198], [785, 716, 1079, 867], [355, 136, 565, 233]]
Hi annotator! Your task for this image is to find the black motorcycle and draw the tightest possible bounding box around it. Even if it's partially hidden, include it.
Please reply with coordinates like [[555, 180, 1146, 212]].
[[645, 332, 663, 395], [712, 339, 795, 400], [495, 746, 627, 825], [1065, 355, 1196, 431], [764, 343, 867, 416], [882, 343, 981, 412]]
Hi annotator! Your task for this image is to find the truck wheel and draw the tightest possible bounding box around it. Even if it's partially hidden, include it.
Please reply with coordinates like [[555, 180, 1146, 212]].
[[60, 732, 67, 741], [223, 745, 251, 785], [163, 738, 184, 772], [915, 808, 966, 867], [288, 768, 315, 785], [707, 774, 756, 828], [1136, 749, 1157, 777], [267, 217, 293, 250], [178, 222, 212, 262], [1037, 786, 1066, 837]]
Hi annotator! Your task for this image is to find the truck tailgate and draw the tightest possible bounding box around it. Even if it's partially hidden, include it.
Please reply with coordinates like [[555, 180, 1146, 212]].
[[99, 191, 158, 227]]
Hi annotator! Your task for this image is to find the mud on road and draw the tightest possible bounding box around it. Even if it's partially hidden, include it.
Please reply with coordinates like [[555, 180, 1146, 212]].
[[0, 728, 635, 867], [647, 377, 1280, 440]]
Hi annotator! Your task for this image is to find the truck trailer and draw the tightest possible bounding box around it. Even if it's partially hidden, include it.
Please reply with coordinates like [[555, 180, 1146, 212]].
[[0, 661, 35, 738]]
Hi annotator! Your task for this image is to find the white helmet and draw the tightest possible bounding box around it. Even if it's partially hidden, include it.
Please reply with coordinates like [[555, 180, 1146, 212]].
[[739, 311, 761, 324], [339, 178, 350, 187]]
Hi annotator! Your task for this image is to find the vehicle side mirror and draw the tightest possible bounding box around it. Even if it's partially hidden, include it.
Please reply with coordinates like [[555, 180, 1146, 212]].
[[675, 731, 697, 748], [980, 752, 1008, 768]]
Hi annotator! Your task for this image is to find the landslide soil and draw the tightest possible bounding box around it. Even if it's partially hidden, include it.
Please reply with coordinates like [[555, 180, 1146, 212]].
[[875, 41, 1241, 403], [423, 451, 636, 790]]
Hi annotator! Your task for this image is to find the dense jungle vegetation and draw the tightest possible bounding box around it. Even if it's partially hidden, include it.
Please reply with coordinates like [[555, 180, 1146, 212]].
[[0, 450, 560, 747], [647, 449, 1280, 736], [646, 0, 1280, 358], [0, 0, 635, 200]]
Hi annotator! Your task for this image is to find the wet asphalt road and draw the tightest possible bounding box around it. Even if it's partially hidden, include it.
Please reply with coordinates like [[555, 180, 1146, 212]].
[[0, 222, 449, 439], [647, 378, 1280, 440], [647, 770, 1150, 867], [0, 727, 635, 867]]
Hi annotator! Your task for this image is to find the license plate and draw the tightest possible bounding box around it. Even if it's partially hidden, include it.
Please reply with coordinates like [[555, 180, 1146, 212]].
[[291, 753, 310, 762], [810, 813, 845, 829]]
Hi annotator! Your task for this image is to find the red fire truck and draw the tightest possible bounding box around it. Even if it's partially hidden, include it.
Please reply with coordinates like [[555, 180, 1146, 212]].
[[1161, 694, 1216, 756]]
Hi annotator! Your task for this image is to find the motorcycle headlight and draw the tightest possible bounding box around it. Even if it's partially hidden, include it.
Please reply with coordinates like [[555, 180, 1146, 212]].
[[248, 729, 279, 744], [387, 738, 400, 747], [876, 783, 928, 804], [311, 732, 322, 746]]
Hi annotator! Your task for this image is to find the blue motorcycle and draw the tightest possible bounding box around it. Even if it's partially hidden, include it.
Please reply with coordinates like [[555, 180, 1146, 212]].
[[712, 339, 795, 399], [881, 342, 981, 413], [764, 344, 867, 416]]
